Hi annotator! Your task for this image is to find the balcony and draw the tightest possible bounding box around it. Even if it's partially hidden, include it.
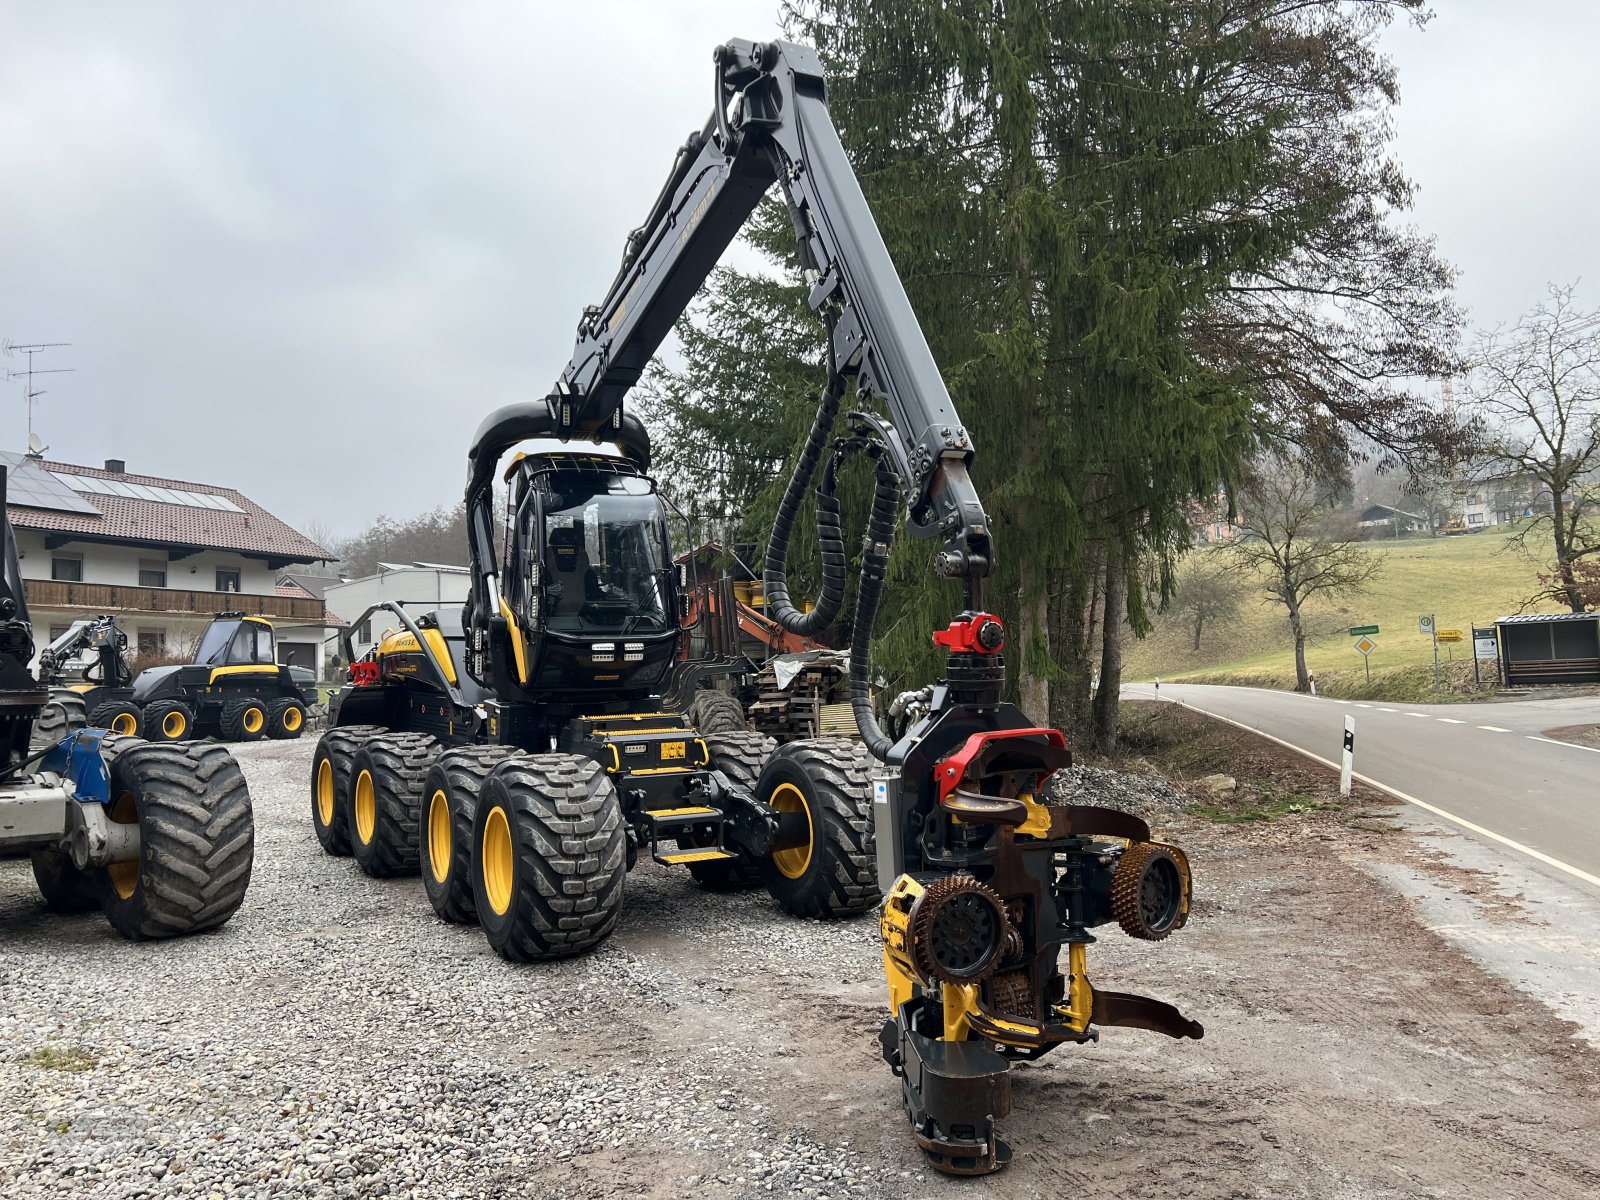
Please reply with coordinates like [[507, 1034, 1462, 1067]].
[[24, 579, 326, 623]]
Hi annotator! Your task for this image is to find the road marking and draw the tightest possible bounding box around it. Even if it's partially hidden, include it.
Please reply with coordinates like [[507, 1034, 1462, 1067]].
[[1528, 735, 1600, 756], [1405, 712, 1429, 719], [1378, 708, 1399, 713], [1353, 703, 1372, 708], [1437, 718, 1465, 724], [1154, 697, 1600, 891], [1479, 725, 1512, 733]]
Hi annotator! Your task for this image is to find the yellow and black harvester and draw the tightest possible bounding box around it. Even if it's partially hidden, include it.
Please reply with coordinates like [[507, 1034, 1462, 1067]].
[[313, 39, 1202, 1175]]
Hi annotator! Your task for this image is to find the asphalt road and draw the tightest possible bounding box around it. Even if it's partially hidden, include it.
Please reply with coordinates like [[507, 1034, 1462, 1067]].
[[1123, 682, 1600, 895]]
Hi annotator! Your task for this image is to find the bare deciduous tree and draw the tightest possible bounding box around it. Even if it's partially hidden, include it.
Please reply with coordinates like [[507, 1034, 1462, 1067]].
[[1169, 550, 1248, 652], [1467, 284, 1600, 611], [1234, 466, 1384, 691]]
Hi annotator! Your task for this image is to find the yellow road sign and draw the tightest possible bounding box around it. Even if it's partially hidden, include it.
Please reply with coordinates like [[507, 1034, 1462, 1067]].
[[1354, 636, 1377, 655], [1436, 630, 1463, 643]]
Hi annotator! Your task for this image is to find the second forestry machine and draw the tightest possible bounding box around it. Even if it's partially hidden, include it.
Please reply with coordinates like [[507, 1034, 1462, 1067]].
[[315, 39, 1201, 1175]]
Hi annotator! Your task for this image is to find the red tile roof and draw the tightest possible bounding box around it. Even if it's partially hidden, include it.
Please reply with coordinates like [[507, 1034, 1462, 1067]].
[[8, 458, 331, 563]]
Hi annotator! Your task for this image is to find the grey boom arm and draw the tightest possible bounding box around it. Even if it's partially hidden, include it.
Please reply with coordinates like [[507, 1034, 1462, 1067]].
[[544, 38, 992, 584]]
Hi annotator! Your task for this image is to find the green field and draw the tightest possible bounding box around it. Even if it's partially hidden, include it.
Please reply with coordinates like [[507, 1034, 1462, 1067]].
[[1126, 523, 1559, 689]]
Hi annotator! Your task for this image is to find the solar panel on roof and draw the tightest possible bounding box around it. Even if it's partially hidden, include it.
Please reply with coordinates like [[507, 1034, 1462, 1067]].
[[0, 452, 101, 515], [50, 470, 244, 514]]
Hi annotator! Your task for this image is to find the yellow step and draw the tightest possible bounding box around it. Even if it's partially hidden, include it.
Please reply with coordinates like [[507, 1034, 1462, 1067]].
[[645, 806, 719, 819], [657, 848, 735, 865]]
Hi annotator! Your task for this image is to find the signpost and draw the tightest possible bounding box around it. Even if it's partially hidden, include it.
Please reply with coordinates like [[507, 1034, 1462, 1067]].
[[1422, 613, 1440, 694], [1354, 634, 1377, 682], [1436, 628, 1462, 659], [1348, 625, 1379, 637], [1471, 626, 1498, 686]]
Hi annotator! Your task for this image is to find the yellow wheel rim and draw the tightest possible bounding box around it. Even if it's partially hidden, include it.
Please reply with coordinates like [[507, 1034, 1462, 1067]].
[[427, 789, 451, 885], [354, 769, 376, 844], [283, 706, 303, 732], [107, 790, 139, 900], [769, 782, 814, 880], [482, 805, 513, 916], [316, 758, 336, 828], [243, 706, 265, 734], [162, 710, 186, 739], [111, 712, 137, 736]]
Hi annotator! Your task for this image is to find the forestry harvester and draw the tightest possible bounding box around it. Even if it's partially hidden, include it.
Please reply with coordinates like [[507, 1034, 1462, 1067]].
[[311, 39, 1201, 1174]]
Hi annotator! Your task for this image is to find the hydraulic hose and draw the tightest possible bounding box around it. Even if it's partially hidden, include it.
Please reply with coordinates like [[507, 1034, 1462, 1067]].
[[763, 372, 849, 637], [849, 448, 901, 761]]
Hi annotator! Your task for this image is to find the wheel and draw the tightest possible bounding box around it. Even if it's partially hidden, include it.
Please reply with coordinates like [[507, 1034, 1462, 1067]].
[[88, 700, 142, 738], [420, 746, 521, 924], [30, 689, 87, 753], [30, 848, 101, 913], [99, 740, 254, 939], [267, 698, 307, 740], [691, 690, 747, 735], [756, 737, 879, 918], [472, 753, 626, 961], [309, 724, 387, 856], [219, 697, 269, 742], [143, 700, 195, 744], [687, 731, 775, 890], [348, 732, 440, 877]]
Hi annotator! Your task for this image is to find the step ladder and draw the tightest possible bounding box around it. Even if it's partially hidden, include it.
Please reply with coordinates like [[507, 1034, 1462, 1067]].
[[639, 805, 736, 867]]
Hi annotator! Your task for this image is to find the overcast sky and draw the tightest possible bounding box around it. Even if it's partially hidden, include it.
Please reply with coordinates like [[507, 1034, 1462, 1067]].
[[2, 2, 1596, 546]]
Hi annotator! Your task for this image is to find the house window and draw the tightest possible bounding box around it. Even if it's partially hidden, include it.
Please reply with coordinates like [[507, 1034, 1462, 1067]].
[[138, 630, 165, 657], [138, 559, 167, 588], [49, 625, 71, 642], [51, 556, 83, 582], [216, 568, 241, 593], [358, 619, 372, 643], [1467, 513, 1484, 525]]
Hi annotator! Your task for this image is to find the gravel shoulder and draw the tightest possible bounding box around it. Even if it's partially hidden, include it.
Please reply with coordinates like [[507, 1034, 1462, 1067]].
[[3, 738, 1599, 1199]]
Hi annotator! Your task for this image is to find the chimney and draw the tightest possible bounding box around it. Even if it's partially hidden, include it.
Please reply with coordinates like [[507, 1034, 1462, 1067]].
[[105, 458, 126, 474]]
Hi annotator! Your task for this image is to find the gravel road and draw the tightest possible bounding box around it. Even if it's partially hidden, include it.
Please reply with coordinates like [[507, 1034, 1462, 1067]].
[[3, 738, 1598, 1199]]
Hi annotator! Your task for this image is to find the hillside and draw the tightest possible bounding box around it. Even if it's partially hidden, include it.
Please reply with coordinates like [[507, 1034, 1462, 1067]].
[[1126, 523, 1560, 686]]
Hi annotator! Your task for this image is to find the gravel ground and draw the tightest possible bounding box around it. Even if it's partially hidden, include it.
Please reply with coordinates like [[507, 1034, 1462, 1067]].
[[3, 738, 1599, 1199]]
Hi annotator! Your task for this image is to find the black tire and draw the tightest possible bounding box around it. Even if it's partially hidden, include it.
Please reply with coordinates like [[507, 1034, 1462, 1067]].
[[348, 732, 440, 878], [219, 697, 269, 742], [688, 731, 775, 890], [30, 849, 101, 913], [420, 746, 521, 924], [267, 698, 307, 740], [309, 724, 387, 856], [30, 689, 87, 753], [472, 753, 626, 961], [99, 740, 254, 940], [88, 701, 142, 738], [143, 700, 195, 744], [691, 690, 747, 735], [756, 737, 878, 918]]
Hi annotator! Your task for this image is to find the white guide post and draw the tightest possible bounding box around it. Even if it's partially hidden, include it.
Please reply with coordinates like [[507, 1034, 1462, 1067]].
[[1340, 715, 1355, 798]]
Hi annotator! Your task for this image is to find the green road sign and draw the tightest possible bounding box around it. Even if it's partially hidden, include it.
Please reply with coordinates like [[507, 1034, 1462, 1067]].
[[1348, 625, 1379, 637]]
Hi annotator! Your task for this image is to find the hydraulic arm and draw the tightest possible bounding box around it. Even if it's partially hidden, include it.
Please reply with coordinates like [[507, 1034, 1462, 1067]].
[[499, 39, 1203, 1175]]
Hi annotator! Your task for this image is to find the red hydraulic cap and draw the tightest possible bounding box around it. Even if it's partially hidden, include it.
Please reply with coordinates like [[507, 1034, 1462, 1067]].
[[932, 612, 1006, 654], [350, 660, 380, 686]]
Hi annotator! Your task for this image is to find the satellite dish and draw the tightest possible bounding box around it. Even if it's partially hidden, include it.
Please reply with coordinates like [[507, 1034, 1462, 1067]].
[[26, 432, 44, 456]]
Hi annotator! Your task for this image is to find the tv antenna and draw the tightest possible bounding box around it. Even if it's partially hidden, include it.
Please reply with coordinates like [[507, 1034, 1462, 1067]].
[[3, 341, 73, 450]]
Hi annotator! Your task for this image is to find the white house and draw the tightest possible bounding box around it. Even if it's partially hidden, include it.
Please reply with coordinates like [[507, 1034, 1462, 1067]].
[[323, 562, 471, 661], [5, 450, 336, 673]]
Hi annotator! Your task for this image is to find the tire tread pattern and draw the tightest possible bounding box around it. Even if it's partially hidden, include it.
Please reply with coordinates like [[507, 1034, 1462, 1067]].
[[101, 739, 254, 939], [421, 745, 521, 923], [478, 753, 626, 961], [310, 724, 387, 856], [760, 737, 878, 919], [350, 732, 440, 877]]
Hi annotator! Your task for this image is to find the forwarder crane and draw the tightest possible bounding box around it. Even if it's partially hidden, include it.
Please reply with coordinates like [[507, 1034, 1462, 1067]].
[[318, 39, 1203, 1175]]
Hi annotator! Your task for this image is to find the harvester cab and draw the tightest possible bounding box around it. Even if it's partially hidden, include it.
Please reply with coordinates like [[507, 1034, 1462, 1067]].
[[493, 445, 680, 702]]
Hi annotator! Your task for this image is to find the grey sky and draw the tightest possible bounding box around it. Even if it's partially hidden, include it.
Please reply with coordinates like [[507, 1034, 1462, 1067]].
[[2, 3, 1594, 545]]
